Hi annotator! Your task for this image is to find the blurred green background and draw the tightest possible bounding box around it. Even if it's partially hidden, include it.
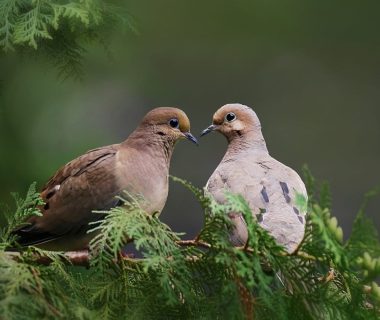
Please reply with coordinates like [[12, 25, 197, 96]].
[[1, 0, 379, 237]]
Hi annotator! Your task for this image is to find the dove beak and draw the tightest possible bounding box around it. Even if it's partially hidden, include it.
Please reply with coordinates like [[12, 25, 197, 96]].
[[200, 124, 217, 137], [184, 132, 199, 145]]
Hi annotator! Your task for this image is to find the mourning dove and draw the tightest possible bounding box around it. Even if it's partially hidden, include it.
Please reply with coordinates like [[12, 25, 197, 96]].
[[201, 103, 307, 253], [13, 107, 198, 251]]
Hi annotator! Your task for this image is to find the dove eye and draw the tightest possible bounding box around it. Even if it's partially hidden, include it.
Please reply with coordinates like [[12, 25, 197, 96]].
[[225, 112, 236, 122], [169, 118, 179, 128]]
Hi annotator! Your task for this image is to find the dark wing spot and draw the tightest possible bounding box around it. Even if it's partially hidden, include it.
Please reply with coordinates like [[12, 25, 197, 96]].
[[46, 190, 55, 199], [293, 207, 299, 215], [261, 186, 269, 203], [44, 202, 50, 210], [256, 213, 263, 223], [279, 181, 289, 193], [258, 162, 270, 170], [279, 181, 291, 203], [115, 198, 125, 207], [259, 208, 266, 214], [298, 215, 304, 224]]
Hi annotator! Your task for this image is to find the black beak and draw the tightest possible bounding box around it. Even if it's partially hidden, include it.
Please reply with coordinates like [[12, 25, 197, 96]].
[[184, 132, 199, 145], [200, 124, 217, 137]]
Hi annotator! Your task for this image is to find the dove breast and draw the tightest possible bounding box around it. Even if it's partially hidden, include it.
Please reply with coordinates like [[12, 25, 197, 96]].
[[206, 151, 307, 253]]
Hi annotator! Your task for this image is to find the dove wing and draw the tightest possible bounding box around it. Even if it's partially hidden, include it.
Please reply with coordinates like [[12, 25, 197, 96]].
[[206, 154, 307, 252], [14, 144, 120, 246]]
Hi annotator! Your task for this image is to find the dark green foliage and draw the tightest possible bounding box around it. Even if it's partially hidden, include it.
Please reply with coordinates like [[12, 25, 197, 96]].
[[0, 182, 43, 249], [0, 172, 380, 319], [0, 0, 136, 78]]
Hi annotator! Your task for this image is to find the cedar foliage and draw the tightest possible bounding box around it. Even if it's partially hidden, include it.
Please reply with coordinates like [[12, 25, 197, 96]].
[[0, 167, 380, 319], [0, 0, 135, 78]]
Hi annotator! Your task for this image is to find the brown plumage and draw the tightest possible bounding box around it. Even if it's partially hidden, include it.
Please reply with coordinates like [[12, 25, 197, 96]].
[[14, 107, 197, 251]]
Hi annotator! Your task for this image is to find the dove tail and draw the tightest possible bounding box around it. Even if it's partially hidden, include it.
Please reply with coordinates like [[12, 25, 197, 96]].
[[9, 225, 61, 249]]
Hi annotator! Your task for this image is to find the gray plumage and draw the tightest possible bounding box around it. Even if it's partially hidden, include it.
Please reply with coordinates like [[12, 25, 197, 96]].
[[203, 103, 307, 253]]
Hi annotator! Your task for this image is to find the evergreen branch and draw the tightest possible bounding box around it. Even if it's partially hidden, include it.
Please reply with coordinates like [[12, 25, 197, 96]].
[[0, 0, 18, 51], [5, 250, 91, 267], [176, 239, 211, 250], [0, 173, 380, 319], [13, 0, 53, 49], [4, 240, 319, 268], [0, 0, 137, 78]]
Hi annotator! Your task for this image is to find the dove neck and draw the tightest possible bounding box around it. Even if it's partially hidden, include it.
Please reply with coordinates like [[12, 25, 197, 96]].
[[226, 129, 268, 156], [123, 129, 174, 164]]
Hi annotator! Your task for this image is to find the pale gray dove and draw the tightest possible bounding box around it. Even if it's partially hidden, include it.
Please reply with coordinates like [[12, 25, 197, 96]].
[[13, 107, 198, 251], [201, 103, 307, 253]]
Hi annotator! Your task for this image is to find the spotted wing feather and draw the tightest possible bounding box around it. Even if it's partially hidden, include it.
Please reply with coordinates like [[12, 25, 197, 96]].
[[206, 153, 307, 253]]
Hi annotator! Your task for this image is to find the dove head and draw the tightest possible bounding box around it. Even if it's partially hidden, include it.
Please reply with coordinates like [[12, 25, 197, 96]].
[[138, 107, 198, 145], [201, 103, 261, 137], [201, 103, 268, 152]]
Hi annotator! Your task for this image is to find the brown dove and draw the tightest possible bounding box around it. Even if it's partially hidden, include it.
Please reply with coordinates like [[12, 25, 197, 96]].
[[13, 107, 198, 251], [201, 103, 307, 253]]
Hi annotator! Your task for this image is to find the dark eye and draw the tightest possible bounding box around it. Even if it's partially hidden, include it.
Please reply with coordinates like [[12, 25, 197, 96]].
[[169, 118, 179, 128], [225, 112, 236, 122]]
